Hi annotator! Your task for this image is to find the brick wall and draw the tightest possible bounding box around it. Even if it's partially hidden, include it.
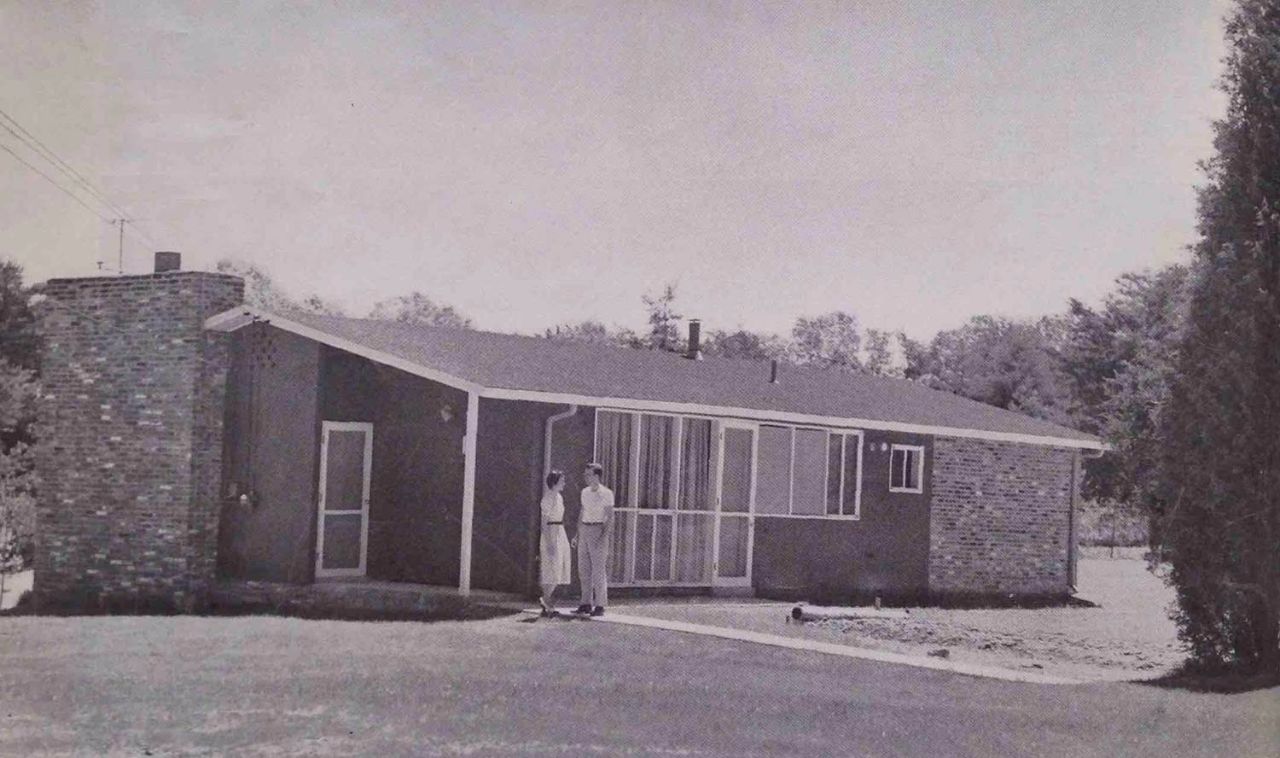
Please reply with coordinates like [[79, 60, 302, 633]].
[[35, 272, 243, 609], [928, 436, 1078, 598]]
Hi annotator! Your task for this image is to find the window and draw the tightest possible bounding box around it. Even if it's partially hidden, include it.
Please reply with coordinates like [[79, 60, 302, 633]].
[[890, 445, 924, 493], [755, 424, 862, 518], [826, 432, 861, 516]]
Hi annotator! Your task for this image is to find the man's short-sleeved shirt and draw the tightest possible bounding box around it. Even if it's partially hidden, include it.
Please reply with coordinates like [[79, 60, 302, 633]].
[[580, 485, 615, 524]]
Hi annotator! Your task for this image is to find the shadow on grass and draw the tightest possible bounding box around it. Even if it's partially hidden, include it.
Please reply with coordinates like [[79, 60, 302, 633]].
[[0, 591, 516, 624], [1135, 663, 1280, 694]]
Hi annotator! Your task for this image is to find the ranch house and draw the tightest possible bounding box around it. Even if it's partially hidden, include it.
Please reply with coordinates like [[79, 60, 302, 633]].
[[34, 260, 1104, 609]]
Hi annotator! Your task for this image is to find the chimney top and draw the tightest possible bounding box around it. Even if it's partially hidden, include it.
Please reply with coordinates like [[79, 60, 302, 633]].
[[154, 252, 181, 273], [685, 318, 703, 360], [770, 359, 780, 384]]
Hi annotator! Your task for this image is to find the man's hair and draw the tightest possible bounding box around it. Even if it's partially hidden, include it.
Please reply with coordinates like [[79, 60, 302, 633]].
[[585, 462, 604, 478]]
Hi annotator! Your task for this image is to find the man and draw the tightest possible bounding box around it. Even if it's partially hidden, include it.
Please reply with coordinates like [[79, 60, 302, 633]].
[[574, 462, 614, 616]]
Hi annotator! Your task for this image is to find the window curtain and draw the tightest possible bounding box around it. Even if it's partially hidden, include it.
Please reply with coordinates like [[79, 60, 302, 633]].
[[679, 418, 713, 511], [595, 411, 632, 507], [638, 414, 675, 510], [675, 418, 714, 583]]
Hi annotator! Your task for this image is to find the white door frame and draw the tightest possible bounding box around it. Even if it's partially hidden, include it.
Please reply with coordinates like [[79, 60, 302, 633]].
[[316, 421, 373, 578], [713, 420, 757, 587]]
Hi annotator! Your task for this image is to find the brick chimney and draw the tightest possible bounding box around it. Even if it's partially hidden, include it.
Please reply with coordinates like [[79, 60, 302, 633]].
[[35, 266, 244, 610], [686, 319, 703, 360]]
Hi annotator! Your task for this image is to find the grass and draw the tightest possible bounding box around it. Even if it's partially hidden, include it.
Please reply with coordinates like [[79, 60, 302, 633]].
[[1, 612, 1276, 756]]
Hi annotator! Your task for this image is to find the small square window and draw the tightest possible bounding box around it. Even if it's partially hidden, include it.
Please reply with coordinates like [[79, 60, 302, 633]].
[[889, 445, 924, 493]]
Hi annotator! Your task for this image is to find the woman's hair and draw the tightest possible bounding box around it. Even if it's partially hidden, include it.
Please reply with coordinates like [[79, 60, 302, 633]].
[[545, 470, 564, 489]]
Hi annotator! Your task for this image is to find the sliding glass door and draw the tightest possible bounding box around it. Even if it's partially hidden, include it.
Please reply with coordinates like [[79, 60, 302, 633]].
[[596, 410, 754, 588]]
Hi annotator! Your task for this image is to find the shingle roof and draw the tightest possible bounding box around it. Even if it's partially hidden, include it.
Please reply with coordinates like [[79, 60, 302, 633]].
[[236, 309, 1100, 447]]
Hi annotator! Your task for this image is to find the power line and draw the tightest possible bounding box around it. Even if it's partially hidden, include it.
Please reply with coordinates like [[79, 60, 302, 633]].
[[0, 107, 131, 220], [0, 139, 112, 222], [0, 106, 177, 271]]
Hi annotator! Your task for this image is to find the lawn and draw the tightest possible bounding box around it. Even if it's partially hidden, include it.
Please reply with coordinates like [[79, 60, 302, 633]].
[[617, 558, 1185, 682], [1, 607, 1276, 756]]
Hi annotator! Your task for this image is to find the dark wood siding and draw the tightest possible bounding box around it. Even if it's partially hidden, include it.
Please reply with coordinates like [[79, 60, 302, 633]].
[[218, 326, 322, 583], [751, 430, 933, 602], [321, 348, 468, 586]]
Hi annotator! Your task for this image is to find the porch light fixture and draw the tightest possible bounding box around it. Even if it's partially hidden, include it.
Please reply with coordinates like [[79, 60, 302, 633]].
[[439, 404, 455, 423]]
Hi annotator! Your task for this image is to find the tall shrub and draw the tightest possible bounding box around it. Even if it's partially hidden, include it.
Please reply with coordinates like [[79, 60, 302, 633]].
[[1150, 0, 1280, 673]]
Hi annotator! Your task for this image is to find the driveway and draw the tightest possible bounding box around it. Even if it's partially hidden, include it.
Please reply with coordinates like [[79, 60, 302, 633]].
[[0, 613, 1275, 756]]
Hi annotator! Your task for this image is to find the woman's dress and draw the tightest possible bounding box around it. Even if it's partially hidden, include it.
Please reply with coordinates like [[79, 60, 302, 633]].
[[539, 491, 572, 585]]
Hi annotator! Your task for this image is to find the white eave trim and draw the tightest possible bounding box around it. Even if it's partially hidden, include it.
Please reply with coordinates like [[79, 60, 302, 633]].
[[203, 305, 483, 394], [480, 387, 1107, 451], [202, 305, 1106, 452]]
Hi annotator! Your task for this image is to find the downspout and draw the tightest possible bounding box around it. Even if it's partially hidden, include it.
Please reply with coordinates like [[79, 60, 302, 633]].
[[544, 405, 579, 478], [1068, 450, 1081, 593]]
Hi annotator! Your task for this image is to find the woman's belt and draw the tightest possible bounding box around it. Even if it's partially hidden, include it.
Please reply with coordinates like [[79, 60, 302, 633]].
[[545, 521, 563, 525]]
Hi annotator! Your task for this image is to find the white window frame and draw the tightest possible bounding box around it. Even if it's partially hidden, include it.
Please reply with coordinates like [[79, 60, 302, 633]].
[[889, 444, 925, 494], [753, 424, 863, 521], [825, 431, 864, 519]]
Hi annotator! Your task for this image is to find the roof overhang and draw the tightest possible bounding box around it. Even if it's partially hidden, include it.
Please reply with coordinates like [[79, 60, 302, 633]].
[[204, 305, 484, 394], [204, 305, 1108, 452]]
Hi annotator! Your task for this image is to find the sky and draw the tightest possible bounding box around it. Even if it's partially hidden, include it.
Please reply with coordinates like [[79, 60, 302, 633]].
[[1, 1, 1230, 340]]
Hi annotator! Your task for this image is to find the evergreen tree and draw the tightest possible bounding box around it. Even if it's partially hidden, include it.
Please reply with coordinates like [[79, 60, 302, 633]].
[[1150, 0, 1280, 673]]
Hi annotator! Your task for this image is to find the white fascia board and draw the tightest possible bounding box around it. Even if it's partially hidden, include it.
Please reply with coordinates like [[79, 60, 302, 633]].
[[202, 305, 483, 394], [478, 386, 1107, 451]]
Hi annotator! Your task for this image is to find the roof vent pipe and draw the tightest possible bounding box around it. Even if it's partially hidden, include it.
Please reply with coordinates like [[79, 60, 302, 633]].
[[770, 359, 780, 384], [686, 319, 703, 360], [154, 251, 181, 273]]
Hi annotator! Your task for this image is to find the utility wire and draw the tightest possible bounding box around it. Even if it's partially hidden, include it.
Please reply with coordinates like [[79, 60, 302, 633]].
[[0, 107, 131, 220], [0, 139, 112, 222], [0, 106, 175, 268]]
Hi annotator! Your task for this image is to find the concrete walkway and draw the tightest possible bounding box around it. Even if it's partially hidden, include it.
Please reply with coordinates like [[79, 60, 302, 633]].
[[523, 607, 1082, 685]]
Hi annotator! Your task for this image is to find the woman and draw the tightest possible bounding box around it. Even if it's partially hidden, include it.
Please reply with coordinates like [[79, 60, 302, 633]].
[[539, 470, 572, 616]]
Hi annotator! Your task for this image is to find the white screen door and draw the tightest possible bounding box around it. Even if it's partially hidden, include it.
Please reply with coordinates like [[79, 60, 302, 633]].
[[316, 421, 373, 578], [714, 423, 755, 586]]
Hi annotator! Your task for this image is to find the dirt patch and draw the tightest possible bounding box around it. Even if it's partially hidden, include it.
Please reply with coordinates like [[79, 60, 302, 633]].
[[617, 559, 1185, 682], [807, 614, 1182, 673]]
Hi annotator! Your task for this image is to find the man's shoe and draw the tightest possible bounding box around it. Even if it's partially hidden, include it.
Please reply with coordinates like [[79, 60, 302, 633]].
[[575, 604, 592, 614], [590, 606, 605, 617]]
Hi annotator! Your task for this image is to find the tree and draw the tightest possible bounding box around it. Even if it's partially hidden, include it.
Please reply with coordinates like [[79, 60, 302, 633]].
[[702, 329, 786, 361], [215, 259, 347, 316], [543, 320, 635, 347], [642, 284, 684, 352], [1145, 0, 1280, 674], [0, 262, 39, 372], [862, 328, 904, 378], [369, 292, 473, 329], [788, 311, 863, 371], [903, 315, 1072, 424], [0, 264, 38, 576], [1061, 266, 1190, 506]]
